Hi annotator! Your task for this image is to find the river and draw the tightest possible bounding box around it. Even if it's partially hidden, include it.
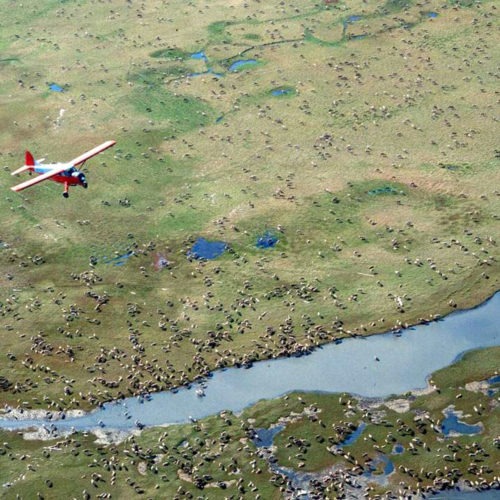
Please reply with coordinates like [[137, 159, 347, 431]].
[[0, 292, 498, 432]]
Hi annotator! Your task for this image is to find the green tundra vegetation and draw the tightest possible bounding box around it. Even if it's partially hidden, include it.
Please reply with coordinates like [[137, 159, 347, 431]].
[[0, 0, 498, 497]]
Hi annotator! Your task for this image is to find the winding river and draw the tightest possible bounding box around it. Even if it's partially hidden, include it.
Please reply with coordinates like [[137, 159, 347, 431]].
[[0, 292, 498, 432]]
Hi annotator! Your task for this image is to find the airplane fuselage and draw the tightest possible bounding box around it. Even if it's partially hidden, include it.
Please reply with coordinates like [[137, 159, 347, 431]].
[[32, 164, 88, 188]]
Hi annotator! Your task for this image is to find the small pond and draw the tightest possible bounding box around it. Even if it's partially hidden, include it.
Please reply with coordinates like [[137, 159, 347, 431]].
[[441, 409, 482, 436], [229, 59, 258, 72], [49, 83, 64, 92], [188, 238, 227, 259], [190, 51, 208, 61], [256, 231, 279, 249], [271, 87, 294, 97], [341, 422, 366, 446], [102, 251, 134, 266], [252, 425, 284, 448]]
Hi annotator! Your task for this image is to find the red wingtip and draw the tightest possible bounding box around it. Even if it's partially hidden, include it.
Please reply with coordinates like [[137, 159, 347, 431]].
[[25, 151, 35, 167]]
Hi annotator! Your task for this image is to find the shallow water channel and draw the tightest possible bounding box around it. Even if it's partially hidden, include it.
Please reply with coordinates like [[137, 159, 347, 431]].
[[0, 292, 498, 432]]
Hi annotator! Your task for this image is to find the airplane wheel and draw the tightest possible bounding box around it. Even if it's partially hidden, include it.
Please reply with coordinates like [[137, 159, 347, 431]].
[[63, 192, 69, 198]]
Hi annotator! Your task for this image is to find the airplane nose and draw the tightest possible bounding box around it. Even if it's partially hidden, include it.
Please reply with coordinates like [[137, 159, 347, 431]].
[[79, 173, 88, 188]]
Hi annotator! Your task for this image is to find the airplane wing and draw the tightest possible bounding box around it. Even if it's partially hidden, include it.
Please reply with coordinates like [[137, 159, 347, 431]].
[[68, 140, 116, 167], [11, 163, 72, 192]]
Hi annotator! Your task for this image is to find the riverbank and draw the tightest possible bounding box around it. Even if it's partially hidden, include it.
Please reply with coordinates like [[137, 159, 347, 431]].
[[1, 345, 498, 499], [0, 291, 498, 435]]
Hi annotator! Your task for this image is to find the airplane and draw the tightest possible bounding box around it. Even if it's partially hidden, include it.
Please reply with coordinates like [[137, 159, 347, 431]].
[[11, 140, 116, 198]]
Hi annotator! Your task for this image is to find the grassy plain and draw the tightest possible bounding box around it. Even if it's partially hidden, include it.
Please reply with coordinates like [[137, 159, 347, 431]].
[[0, 0, 499, 496]]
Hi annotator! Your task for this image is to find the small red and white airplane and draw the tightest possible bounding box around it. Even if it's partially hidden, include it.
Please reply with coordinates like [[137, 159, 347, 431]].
[[11, 140, 116, 198]]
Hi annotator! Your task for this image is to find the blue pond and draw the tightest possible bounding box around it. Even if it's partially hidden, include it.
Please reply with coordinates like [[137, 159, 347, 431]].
[[229, 59, 257, 72], [341, 422, 366, 446], [381, 455, 394, 475], [487, 374, 500, 396], [346, 15, 362, 23], [363, 453, 394, 480], [426, 12, 439, 18], [188, 68, 223, 79], [256, 231, 279, 249], [271, 88, 292, 97], [188, 238, 227, 259], [441, 410, 481, 436], [191, 51, 208, 62], [102, 251, 134, 266], [392, 444, 404, 454], [49, 83, 64, 92], [252, 425, 284, 447]]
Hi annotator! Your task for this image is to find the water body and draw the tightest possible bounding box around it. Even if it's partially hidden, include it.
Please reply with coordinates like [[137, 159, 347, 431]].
[[252, 425, 284, 447], [392, 444, 404, 454], [190, 51, 208, 62], [363, 453, 394, 479], [347, 15, 362, 22], [368, 186, 400, 196], [49, 83, 64, 92], [256, 231, 279, 249], [431, 491, 499, 500], [188, 68, 223, 79], [188, 237, 227, 259], [340, 422, 366, 446], [271, 88, 293, 97], [441, 409, 481, 436], [0, 292, 498, 432], [102, 251, 134, 266], [229, 59, 257, 72]]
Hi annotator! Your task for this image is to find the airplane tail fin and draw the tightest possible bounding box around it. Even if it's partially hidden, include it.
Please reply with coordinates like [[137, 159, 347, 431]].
[[11, 151, 36, 175], [25, 151, 35, 167]]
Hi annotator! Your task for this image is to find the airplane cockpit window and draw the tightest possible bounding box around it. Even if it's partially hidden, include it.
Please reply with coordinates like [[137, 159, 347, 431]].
[[64, 167, 78, 176]]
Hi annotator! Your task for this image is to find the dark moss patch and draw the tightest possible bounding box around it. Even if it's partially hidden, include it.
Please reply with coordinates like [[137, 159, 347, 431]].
[[129, 66, 190, 84], [367, 185, 400, 196], [208, 20, 233, 43], [383, 0, 413, 13], [243, 33, 262, 41], [438, 162, 472, 174], [129, 86, 215, 133], [0, 57, 20, 64], [150, 47, 190, 60]]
